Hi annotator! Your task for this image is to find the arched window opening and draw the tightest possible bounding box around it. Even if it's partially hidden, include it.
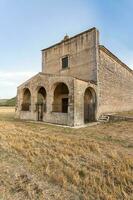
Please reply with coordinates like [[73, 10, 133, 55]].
[[22, 88, 31, 111], [84, 87, 96, 123], [53, 83, 69, 113]]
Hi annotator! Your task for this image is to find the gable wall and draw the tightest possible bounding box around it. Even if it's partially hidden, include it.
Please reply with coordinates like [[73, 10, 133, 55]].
[[42, 28, 99, 82]]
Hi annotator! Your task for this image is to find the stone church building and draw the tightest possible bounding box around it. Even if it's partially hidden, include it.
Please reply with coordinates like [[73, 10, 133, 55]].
[[16, 27, 133, 126]]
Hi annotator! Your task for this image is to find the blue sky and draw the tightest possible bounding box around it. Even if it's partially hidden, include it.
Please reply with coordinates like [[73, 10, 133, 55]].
[[0, 0, 133, 98]]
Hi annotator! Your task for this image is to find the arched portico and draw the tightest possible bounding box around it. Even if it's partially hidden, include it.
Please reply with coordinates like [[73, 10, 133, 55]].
[[84, 87, 96, 122]]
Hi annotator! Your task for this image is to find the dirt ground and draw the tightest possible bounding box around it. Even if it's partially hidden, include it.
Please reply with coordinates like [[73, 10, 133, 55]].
[[0, 107, 133, 200]]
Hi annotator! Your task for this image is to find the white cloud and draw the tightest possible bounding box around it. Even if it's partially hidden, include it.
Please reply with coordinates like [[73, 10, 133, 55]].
[[0, 71, 37, 99]]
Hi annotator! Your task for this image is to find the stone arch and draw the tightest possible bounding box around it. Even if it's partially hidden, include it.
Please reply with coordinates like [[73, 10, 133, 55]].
[[52, 82, 69, 113], [84, 87, 96, 122], [37, 86, 47, 104], [22, 88, 31, 111]]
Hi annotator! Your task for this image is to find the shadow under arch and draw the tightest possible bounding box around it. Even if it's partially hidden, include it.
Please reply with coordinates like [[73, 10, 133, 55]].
[[37, 86, 47, 104], [22, 88, 31, 111], [52, 82, 69, 113]]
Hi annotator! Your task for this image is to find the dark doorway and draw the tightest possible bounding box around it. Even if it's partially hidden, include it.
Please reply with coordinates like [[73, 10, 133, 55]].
[[84, 103, 95, 122], [36, 103, 43, 121], [84, 88, 96, 123], [62, 98, 68, 113]]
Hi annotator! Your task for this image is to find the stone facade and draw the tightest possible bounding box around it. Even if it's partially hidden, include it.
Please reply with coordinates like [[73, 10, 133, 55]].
[[98, 46, 133, 116], [42, 28, 99, 82], [16, 27, 133, 126], [16, 73, 96, 126]]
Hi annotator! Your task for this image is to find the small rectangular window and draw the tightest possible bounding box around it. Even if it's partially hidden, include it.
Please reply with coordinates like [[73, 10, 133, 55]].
[[62, 56, 68, 69]]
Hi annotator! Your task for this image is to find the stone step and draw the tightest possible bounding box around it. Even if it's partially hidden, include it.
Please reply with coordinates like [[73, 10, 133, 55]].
[[98, 115, 109, 123]]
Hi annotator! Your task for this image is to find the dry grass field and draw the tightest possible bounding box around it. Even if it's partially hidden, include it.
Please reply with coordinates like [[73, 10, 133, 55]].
[[0, 107, 133, 200]]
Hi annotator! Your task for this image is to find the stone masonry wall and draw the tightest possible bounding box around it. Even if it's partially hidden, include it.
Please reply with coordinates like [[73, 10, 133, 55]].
[[98, 47, 133, 116], [16, 73, 75, 126], [74, 79, 97, 126], [42, 28, 99, 82]]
